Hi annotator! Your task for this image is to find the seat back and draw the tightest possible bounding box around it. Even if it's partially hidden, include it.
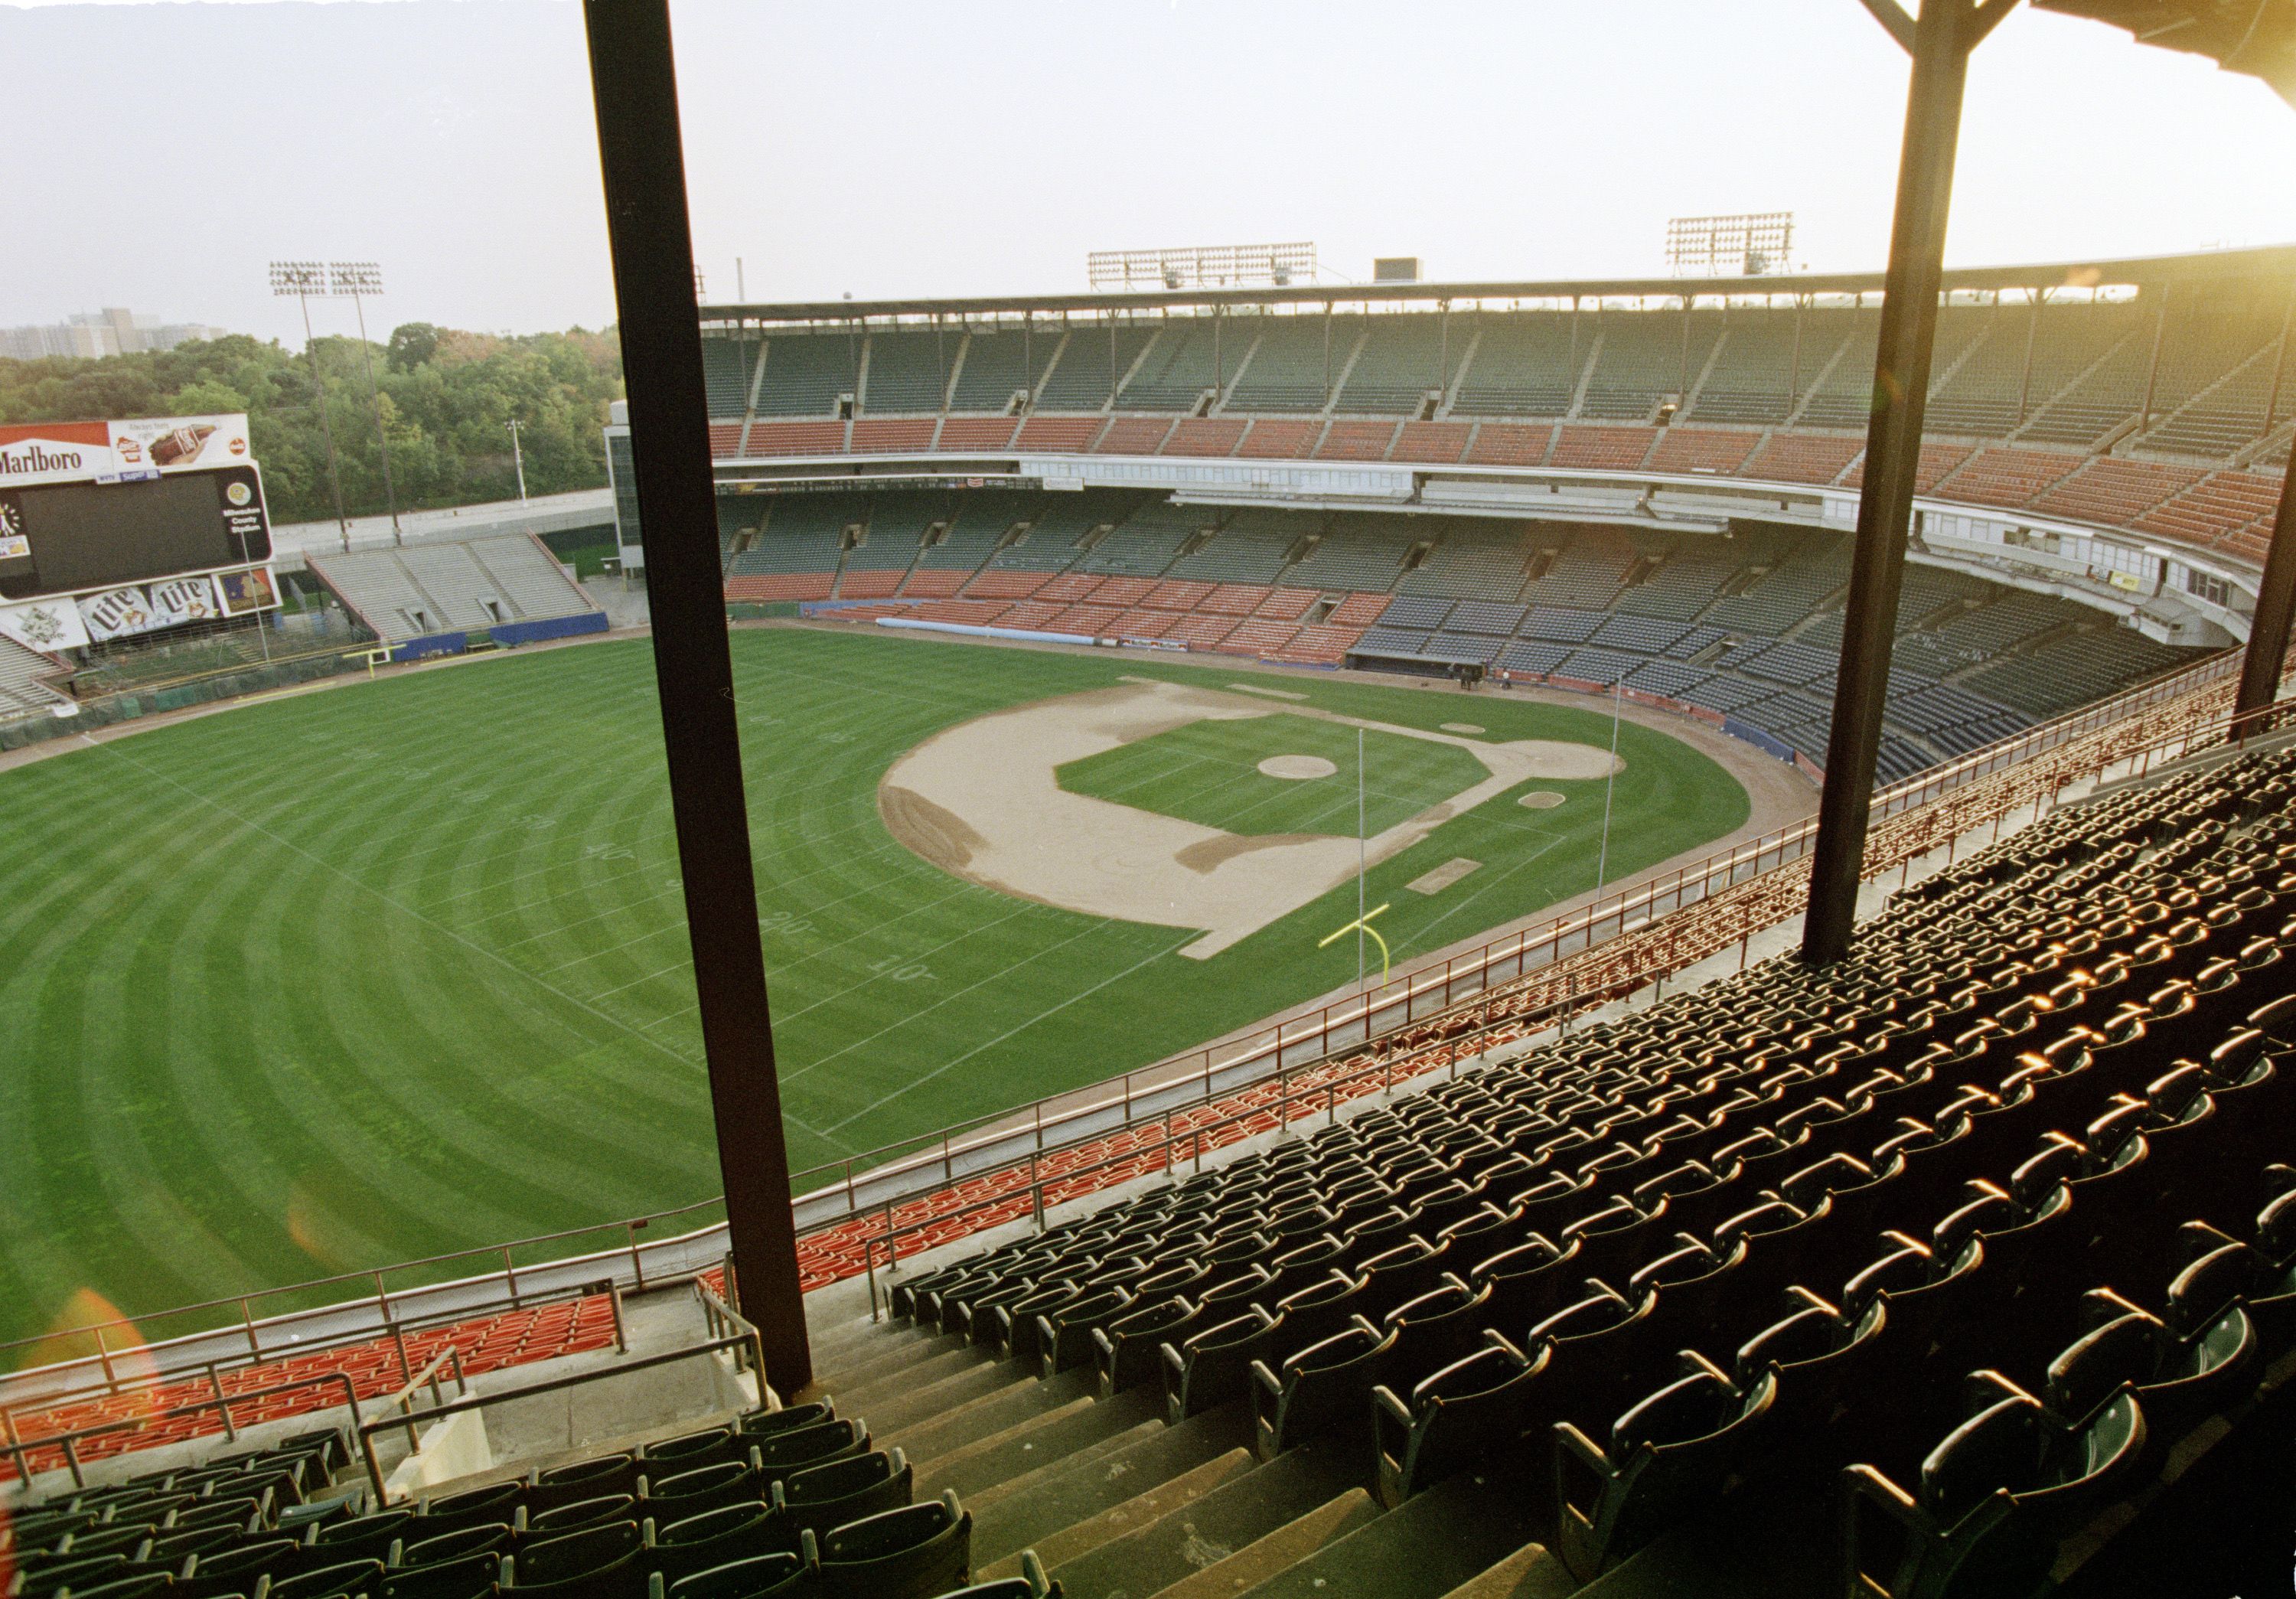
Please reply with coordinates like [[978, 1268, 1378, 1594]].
[[380, 1551, 500, 1599], [752, 1421, 868, 1479], [814, 1492, 970, 1599], [644, 1506, 788, 1586], [660, 1555, 807, 1599], [268, 1559, 389, 1599], [638, 1464, 760, 1522], [398, 1525, 514, 1570], [772, 1449, 912, 1542], [509, 1522, 641, 1590], [525, 1497, 635, 1540]]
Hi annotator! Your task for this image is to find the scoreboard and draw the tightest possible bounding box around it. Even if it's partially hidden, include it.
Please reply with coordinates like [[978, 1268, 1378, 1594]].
[[0, 415, 278, 654]]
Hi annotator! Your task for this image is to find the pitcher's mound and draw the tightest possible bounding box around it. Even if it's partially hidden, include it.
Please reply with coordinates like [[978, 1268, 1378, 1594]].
[[1259, 755, 1339, 780], [1519, 790, 1567, 809]]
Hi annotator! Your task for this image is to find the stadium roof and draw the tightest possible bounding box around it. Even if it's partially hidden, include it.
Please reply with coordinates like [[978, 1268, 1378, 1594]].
[[2033, 0, 2296, 103], [700, 243, 2296, 328]]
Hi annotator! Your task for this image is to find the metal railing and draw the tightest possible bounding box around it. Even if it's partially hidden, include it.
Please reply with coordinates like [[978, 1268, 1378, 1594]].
[[354, 1282, 764, 1505], [372, 1347, 470, 1456], [856, 995, 1562, 1320], [0, 644, 2259, 1403], [0, 1278, 622, 1438], [4, 1370, 364, 1493]]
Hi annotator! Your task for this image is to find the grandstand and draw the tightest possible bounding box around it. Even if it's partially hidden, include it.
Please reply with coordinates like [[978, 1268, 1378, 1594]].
[[641, 250, 2289, 587], [703, 486, 2201, 782], [306, 535, 608, 647], [0, 635, 73, 715]]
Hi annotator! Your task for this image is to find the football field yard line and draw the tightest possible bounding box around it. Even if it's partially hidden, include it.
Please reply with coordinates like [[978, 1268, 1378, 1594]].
[[771, 898, 1043, 1025], [442, 849, 676, 919], [80, 736, 710, 1079], [577, 868, 991, 1005], [780, 919, 1114, 1085], [1395, 829, 1569, 954], [821, 931, 1196, 1136], [517, 839, 918, 967]]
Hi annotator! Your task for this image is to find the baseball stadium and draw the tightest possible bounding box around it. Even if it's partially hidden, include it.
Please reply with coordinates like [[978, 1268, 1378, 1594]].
[[8, 2, 2296, 1597]]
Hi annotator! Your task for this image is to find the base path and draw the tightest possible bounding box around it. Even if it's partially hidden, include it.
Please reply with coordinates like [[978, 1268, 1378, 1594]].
[[879, 679, 1616, 960]]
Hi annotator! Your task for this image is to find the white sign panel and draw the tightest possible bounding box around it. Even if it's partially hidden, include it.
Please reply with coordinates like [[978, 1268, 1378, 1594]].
[[0, 597, 91, 653]]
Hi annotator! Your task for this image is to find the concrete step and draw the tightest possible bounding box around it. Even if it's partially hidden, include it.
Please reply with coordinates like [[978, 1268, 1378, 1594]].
[[807, 1316, 941, 1372], [854, 1356, 1034, 1437], [1045, 1445, 1359, 1599], [1571, 1495, 1832, 1599], [977, 1447, 1260, 1581], [970, 1405, 1252, 1561], [882, 1368, 1097, 1460], [1234, 1471, 1541, 1599], [821, 1331, 982, 1395], [1433, 1541, 1578, 1599], [918, 1389, 1164, 1503], [1151, 1488, 1381, 1599]]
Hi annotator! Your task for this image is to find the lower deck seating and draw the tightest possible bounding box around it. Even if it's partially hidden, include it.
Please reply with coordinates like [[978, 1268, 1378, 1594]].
[[751, 489, 2206, 808], [2, 1406, 1033, 1599], [3, 1299, 622, 1485]]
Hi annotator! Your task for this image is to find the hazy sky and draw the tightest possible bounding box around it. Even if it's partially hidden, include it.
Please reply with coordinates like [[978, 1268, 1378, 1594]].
[[3, 0, 2292, 350]]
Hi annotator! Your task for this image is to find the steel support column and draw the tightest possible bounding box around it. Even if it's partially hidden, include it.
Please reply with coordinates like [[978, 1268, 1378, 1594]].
[[2236, 432, 2296, 726], [581, 0, 812, 1390], [1804, 0, 2014, 964]]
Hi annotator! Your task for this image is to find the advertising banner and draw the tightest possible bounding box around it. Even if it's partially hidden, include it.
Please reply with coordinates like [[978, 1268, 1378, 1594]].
[[0, 416, 253, 489], [0, 596, 91, 654], [78, 575, 222, 641], [214, 565, 279, 616]]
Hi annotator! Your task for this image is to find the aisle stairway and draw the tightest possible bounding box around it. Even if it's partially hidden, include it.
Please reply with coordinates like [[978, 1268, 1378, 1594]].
[[793, 1310, 1570, 1598]]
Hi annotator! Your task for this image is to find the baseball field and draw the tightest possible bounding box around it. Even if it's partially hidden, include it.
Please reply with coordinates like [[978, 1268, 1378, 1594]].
[[0, 625, 1757, 1347]]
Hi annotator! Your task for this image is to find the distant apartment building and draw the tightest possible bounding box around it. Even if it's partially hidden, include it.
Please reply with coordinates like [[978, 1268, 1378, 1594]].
[[1, 308, 232, 361]]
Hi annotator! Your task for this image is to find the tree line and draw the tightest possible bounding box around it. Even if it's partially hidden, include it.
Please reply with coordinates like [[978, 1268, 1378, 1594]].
[[0, 324, 624, 525]]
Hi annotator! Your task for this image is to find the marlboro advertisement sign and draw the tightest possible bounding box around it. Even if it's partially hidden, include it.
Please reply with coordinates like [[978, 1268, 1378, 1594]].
[[0, 415, 253, 488]]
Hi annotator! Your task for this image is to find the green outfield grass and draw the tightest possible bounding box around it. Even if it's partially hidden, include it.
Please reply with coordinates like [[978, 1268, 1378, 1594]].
[[0, 628, 1750, 1349]]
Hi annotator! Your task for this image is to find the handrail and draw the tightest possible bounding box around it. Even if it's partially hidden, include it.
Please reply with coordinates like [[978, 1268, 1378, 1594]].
[[3, 1370, 364, 1493], [0, 1276, 612, 1426], [354, 1283, 764, 1506], [0, 641, 2262, 1398], [857, 992, 1561, 1319], [373, 1346, 469, 1455]]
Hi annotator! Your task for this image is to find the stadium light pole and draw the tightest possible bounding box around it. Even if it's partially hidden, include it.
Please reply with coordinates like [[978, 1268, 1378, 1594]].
[[269, 262, 352, 552], [331, 263, 403, 547], [1801, 0, 2018, 965], [507, 419, 530, 504], [582, 0, 813, 1389]]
